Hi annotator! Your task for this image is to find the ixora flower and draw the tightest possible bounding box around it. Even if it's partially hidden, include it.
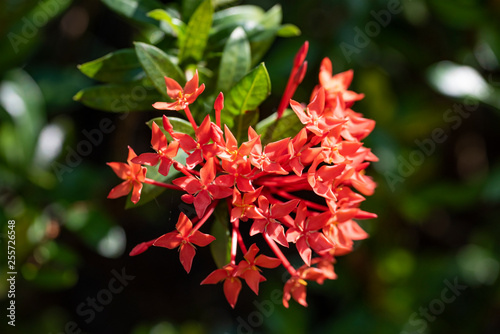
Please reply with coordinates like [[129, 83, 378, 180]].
[[106, 42, 378, 309]]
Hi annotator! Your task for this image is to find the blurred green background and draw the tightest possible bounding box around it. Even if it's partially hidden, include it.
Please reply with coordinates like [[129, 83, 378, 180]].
[[1, 0, 499, 333]]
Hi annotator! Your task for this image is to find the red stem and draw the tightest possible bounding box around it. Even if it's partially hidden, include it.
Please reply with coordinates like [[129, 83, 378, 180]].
[[275, 190, 329, 212], [263, 233, 297, 276], [144, 178, 182, 190], [184, 105, 198, 130], [230, 219, 239, 265], [192, 200, 218, 233]]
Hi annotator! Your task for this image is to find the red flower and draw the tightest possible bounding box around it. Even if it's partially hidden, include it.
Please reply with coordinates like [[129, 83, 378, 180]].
[[283, 265, 326, 308], [152, 71, 205, 111], [246, 195, 298, 247], [201, 264, 242, 308], [132, 117, 179, 175], [171, 115, 218, 169], [319, 57, 364, 108], [249, 127, 289, 174], [230, 187, 262, 222], [107, 146, 147, 204], [173, 157, 233, 218], [290, 88, 340, 136], [287, 128, 322, 176], [235, 244, 281, 294], [154, 213, 215, 273], [286, 202, 334, 266]]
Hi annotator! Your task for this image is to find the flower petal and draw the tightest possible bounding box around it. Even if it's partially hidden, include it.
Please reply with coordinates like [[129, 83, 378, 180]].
[[223, 277, 242, 308], [189, 230, 216, 247], [179, 243, 196, 273]]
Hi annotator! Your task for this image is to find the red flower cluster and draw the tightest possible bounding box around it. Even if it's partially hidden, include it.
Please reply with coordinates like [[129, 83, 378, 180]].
[[108, 43, 377, 308]]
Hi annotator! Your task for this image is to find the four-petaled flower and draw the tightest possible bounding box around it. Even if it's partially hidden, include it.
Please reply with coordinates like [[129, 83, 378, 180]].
[[173, 157, 233, 218], [201, 264, 241, 308], [235, 244, 281, 294], [132, 116, 179, 175], [154, 212, 215, 273], [107, 146, 147, 204], [286, 202, 334, 266], [152, 71, 205, 111], [246, 196, 299, 247]]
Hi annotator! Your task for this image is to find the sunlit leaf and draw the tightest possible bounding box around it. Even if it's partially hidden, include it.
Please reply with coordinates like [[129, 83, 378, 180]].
[[277, 24, 301, 37], [148, 9, 186, 37], [134, 42, 185, 97], [222, 63, 270, 141], [179, 0, 213, 62], [78, 49, 144, 83], [216, 27, 251, 93], [256, 109, 303, 144], [73, 82, 162, 112]]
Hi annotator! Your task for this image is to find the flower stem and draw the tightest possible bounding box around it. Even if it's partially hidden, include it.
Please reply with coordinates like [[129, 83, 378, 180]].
[[275, 190, 329, 211], [192, 200, 218, 233], [263, 233, 297, 276], [144, 178, 182, 190], [184, 105, 198, 130], [230, 219, 239, 265]]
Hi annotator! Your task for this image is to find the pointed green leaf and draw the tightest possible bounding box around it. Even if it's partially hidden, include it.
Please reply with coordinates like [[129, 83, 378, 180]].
[[179, 0, 213, 62], [212, 5, 264, 27], [148, 9, 186, 37], [73, 82, 162, 112], [256, 109, 303, 144], [210, 201, 231, 268], [134, 42, 185, 97], [222, 63, 270, 141], [182, 0, 204, 20], [248, 4, 282, 65], [277, 24, 301, 37], [216, 27, 251, 93], [78, 49, 144, 83], [213, 0, 237, 8]]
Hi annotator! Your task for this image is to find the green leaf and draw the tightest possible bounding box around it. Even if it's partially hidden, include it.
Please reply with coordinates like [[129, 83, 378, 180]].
[[146, 116, 195, 141], [277, 24, 301, 37], [101, 0, 165, 26], [212, 5, 265, 27], [148, 9, 186, 37], [73, 82, 162, 112], [210, 201, 231, 268], [78, 49, 144, 83], [217, 27, 251, 93], [209, 5, 265, 51], [248, 5, 282, 65], [0, 69, 44, 166], [134, 42, 185, 97], [222, 63, 271, 142], [256, 109, 303, 144], [179, 0, 213, 62], [182, 0, 204, 20], [213, 0, 237, 8]]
